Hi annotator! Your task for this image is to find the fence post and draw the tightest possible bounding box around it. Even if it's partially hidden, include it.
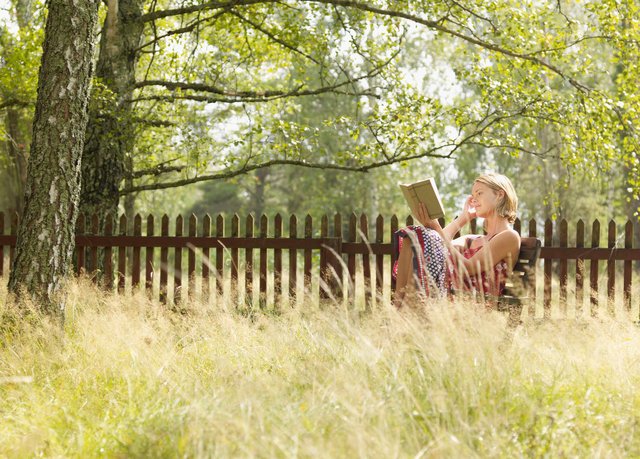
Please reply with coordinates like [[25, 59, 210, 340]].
[[259, 214, 268, 309], [607, 220, 616, 315], [320, 215, 329, 301], [202, 214, 211, 302], [132, 214, 142, 289], [332, 213, 344, 301], [274, 214, 283, 309], [174, 215, 184, 304], [145, 214, 154, 295], [231, 214, 239, 308], [188, 214, 197, 300], [528, 218, 537, 318], [304, 214, 313, 302], [245, 214, 254, 308], [348, 213, 357, 303], [575, 219, 584, 315], [118, 215, 127, 294], [590, 219, 600, 317], [216, 214, 224, 299], [76, 213, 86, 275], [390, 215, 398, 294], [0, 212, 4, 277], [289, 214, 297, 307], [160, 215, 169, 303], [375, 214, 384, 305], [90, 213, 99, 277], [624, 220, 632, 312], [361, 213, 372, 311]]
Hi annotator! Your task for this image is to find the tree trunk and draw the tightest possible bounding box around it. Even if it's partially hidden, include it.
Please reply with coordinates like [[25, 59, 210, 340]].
[[8, 0, 99, 315], [80, 0, 144, 219]]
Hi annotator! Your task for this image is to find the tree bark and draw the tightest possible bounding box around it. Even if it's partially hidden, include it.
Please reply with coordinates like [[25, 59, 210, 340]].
[[80, 0, 144, 219], [8, 0, 99, 315]]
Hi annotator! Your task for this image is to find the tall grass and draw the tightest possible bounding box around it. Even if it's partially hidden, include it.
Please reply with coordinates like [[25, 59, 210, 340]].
[[1, 279, 640, 457]]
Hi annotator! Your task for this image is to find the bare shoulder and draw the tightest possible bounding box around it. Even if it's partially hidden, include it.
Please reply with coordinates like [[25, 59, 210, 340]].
[[493, 228, 521, 248]]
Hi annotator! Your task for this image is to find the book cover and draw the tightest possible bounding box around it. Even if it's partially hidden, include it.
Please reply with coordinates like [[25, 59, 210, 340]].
[[399, 177, 446, 220]]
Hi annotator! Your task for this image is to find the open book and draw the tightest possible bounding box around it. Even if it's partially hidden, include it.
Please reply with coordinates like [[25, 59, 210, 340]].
[[399, 177, 446, 220]]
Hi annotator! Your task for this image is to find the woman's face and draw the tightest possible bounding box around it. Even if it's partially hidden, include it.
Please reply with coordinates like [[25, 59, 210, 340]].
[[471, 182, 503, 218]]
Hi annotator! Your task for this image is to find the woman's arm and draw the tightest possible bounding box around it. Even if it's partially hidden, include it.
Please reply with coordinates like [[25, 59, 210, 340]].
[[415, 196, 476, 243], [450, 229, 521, 276]]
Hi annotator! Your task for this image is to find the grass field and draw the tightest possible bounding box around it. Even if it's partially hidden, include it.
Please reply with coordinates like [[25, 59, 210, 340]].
[[2, 279, 640, 458]]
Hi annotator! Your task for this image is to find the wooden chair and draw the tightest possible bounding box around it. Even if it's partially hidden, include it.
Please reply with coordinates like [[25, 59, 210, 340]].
[[495, 237, 542, 326]]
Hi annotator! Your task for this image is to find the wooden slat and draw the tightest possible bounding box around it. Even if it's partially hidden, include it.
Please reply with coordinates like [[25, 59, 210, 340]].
[[575, 219, 584, 315], [145, 214, 154, 294], [624, 220, 632, 311], [174, 215, 183, 304], [332, 213, 343, 299], [188, 214, 197, 299], [470, 218, 477, 234], [245, 214, 254, 306], [320, 215, 329, 300], [76, 213, 86, 274], [259, 214, 268, 308], [528, 218, 537, 316], [543, 219, 552, 319], [304, 214, 312, 297], [0, 212, 5, 277], [231, 214, 239, 304], [590, 219, 600, 317], [289, 215, 297, 305], [202, 214, 211, 301], [117, 215, 127, 293], [514, 217, 521, 235], [390, 215, 398, 292], [104, 215, 114, 290], [559, 219, 568, 312], [160, 215, 169, 303], [90, 213, 99, 276], [607, 220, 616, 313], [375, 214, 384, 298], [216, 215, 224, 297], [361, 213, 371, 311], [274, 214, 283, 307], [132, 214, 142, 289], [348, 213, 357, 302]]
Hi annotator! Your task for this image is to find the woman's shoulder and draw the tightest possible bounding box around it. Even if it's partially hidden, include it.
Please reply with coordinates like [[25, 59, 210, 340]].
[[494, 228, 521, 247]]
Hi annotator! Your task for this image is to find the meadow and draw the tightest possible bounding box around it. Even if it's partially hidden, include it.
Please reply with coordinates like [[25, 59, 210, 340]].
[[2, 280, 640, 458]]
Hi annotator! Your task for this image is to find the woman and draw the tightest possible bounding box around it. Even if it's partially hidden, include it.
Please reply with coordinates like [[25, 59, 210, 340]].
[[393, 173, 520, 308]]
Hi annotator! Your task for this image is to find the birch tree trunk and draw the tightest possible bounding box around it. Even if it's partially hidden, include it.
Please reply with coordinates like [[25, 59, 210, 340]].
[[8, 0, 99, 315]]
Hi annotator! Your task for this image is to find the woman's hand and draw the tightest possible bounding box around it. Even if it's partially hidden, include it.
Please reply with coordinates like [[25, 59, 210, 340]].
[[416, 202, 441, 231], [461, 195, 477, 221]]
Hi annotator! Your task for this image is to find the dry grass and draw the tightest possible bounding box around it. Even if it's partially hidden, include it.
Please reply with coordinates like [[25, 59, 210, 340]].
[[1, 278, 640, 457]]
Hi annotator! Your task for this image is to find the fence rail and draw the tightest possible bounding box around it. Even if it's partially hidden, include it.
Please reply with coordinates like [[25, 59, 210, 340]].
[[1, 212, 639, 319]]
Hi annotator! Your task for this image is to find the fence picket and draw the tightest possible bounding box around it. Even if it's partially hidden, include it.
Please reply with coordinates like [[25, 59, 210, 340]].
[[245, 214, 254, 307], [320, 215, 329, 300], [90, 214, 99, 276], [607, 220, 616, 313], [375, 214, 384, 299], [216, 215, 224, 298], [390, 215, 398, 292], [274, 214, 283, 306], [576, 220, 585, 315], [202, 214, 211, 301], [76, 214, 86, 274], [160, 215, 169, 303], [118, 215, 127, 293], [624, 220, 632, 311], [590, 219, 600, 317], [174, 215, 184, 304], [304, 215, 313, 296], [332, 213, 343, 299], [104, 214, 114, 290], [132, 214, 142, 289], [188, 214, 197, 299], [145, 215, 154, 294], [348, 213, 357, 302], [289, 215, 297, 305], [361, 213, 372, 311], [260, 214, 268, 308], [231, 214, 239, 304], [528, 218, 537, 316]]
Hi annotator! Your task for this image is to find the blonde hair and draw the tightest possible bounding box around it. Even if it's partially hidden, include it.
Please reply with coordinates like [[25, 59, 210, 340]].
[[474, 173, 518, 224]]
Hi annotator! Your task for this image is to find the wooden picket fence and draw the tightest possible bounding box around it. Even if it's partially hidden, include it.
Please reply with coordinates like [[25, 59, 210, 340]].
[[1, 211, 640, 318]]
